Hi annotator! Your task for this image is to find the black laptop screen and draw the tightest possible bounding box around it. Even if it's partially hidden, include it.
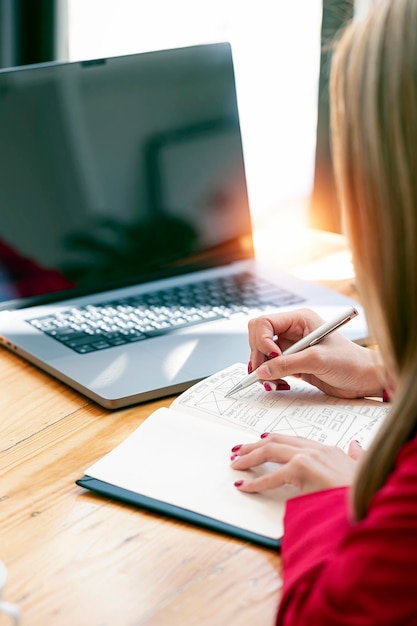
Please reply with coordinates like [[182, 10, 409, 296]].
[[0, 43, 253, 308]]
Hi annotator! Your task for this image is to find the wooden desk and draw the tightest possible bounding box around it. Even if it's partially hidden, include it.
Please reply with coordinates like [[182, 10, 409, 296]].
[[0, 229, 356, 626]]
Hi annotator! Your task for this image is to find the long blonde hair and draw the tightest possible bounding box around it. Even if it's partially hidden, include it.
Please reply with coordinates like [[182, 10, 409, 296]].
[[330, 0, 417, 519]]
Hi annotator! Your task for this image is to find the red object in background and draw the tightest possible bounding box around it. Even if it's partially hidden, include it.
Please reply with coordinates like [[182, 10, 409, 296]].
[[0, 239, 74, 299]]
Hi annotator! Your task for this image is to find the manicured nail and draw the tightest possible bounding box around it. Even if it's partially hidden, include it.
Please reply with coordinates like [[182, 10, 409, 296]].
[[248, 361, 253, 374], [231, 444, 242, 453], [234, 480, 244, 487], [263, 381, 277, 392], [260, 432, 270, 439], [277, 380, 291, 391], [382, 388, 390, 402], [268, 351, 279, 358], [230, 454, 239, 461]]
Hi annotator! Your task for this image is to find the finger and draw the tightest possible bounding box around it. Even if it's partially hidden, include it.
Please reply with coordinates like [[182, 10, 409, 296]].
[[231, 441, 299, 470], [256, 345, 328, 382], [234, 466, 290, 492], [248, 317, 281, 369], [234, 449, 341, 493], [234, 443, 356, 493], [348, 439, 363, 460], [247, 310, 317, 365], [230, 433, 323, 461], [258, 432, 327, 450], [230, 437, 282, 459], [248, 309, 325, 367], [263, 379, 291, 392]]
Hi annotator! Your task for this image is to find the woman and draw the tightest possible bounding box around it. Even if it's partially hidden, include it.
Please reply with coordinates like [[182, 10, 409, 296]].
[[230, 1, 417, 623]]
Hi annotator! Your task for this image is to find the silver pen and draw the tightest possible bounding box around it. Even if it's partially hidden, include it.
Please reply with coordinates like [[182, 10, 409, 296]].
[[224, 305, 358, 397]]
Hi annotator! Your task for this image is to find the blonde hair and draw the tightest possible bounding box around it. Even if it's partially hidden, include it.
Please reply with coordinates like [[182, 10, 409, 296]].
[[330, 0, 417, 519]]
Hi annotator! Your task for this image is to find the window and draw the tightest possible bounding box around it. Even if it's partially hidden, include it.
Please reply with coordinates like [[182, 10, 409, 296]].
[[65, 1, 322, 228]]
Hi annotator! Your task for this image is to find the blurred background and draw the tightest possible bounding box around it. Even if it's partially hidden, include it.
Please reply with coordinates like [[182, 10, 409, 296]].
[[0, 0, 377, 235]]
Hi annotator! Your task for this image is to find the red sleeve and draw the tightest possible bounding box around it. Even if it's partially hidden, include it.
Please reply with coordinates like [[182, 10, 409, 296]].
[[276, 437, 417, 626]]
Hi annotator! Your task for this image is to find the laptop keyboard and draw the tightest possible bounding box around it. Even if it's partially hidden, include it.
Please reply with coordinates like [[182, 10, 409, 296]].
[[28, 272, 304, 354]]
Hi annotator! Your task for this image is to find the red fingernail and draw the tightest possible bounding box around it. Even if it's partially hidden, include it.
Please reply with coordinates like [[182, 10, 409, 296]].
[[234, 480, 244, 487], [268, 351, 279, 358], [231, 444, 242, 453], [260, 432, 270, 439], [382, 388, 390, 402], [277, 380, 291, 390], [264, 382, 274, 391], [248, 361, 253, 374], [230, 454, 239, 461]]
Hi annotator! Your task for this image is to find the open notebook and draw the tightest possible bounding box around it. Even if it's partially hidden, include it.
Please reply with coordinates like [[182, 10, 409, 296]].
[[0, 43, 367, 408], [77, 364, 389, 548]]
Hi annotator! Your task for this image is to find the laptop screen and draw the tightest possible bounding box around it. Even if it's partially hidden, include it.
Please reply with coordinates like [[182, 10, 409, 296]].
[[0, 43, 253, 309]]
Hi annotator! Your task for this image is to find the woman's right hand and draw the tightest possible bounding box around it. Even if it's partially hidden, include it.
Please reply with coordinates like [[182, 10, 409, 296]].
[[247, 308, 384, 399]]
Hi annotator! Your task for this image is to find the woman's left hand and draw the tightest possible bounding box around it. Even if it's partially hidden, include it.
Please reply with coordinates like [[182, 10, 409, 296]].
[[231, 434, 363, 494]]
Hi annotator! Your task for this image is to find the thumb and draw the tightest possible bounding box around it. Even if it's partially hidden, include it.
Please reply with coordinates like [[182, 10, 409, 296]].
[[348, 439, 363, 461], [257, 352, 305, 381]]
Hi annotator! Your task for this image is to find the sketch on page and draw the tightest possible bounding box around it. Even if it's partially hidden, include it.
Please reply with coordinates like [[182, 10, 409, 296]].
[[172, 364, 390, 451]]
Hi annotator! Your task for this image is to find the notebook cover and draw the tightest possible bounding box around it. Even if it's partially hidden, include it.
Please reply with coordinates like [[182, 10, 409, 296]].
[[76, 475, 281, 550]]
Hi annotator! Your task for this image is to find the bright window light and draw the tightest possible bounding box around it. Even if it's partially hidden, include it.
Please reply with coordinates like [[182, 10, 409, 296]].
[[66, 1, 322, 227]]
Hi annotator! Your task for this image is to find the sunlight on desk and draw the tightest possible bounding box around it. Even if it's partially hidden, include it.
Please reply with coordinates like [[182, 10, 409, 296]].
[[254, 219, 354, 280], [295, 249, 355, 282]]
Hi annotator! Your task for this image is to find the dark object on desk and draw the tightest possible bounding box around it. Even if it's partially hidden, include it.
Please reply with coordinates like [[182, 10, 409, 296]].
[[76, 475, 280, 550]]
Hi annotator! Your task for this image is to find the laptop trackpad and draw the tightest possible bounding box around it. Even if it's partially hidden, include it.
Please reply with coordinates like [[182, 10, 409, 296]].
[[57, 319, 250, 400], [147, 318, 249, 378]]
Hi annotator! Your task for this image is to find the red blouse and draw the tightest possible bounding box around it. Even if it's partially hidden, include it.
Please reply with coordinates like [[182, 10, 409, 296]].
[[276, 436, 417, 625]]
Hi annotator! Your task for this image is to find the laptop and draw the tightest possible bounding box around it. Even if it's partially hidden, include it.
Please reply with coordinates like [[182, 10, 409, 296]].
[[0, 42, 368, 408]]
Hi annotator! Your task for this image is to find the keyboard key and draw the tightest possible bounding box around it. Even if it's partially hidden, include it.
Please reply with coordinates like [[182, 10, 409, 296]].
[[27, 272, 304, 354]]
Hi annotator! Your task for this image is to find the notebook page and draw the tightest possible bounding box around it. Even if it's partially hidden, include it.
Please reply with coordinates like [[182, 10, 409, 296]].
[[84, 407, 296, 540], [171, 364, 390, 452]]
